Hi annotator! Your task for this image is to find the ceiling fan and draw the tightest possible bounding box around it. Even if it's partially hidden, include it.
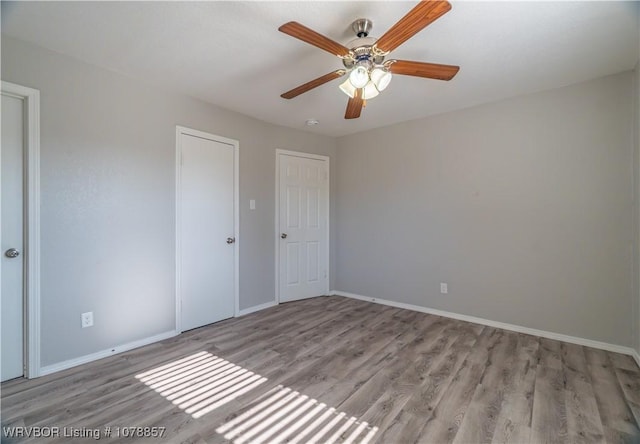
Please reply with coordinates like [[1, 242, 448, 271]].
[[278, 0, 459, 120]]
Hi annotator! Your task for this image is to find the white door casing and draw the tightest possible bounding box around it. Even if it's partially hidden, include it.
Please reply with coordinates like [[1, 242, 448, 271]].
[[276, 150, 329, 303], [176, 127, 239, 332], [0, 81, 41, 379]]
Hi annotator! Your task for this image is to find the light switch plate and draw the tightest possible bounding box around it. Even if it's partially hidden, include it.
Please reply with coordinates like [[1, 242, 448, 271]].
[[249, 199, 256, 210]]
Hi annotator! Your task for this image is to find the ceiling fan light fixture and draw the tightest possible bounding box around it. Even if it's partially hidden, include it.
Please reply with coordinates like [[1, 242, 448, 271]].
[[362, 81, 379, 100], [371, 67, 392, 92], [339, 78, 356, 98], [348, 64, 370, 89]]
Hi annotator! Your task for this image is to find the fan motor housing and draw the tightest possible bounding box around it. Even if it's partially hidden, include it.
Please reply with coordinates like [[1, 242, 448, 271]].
[[342, 19, 384, 69]]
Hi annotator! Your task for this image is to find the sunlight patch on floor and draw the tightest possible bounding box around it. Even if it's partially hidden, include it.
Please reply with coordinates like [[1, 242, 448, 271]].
[[216, 385, 379, 444], [136, 352, 378, 442], [136, 351, 267, 419]]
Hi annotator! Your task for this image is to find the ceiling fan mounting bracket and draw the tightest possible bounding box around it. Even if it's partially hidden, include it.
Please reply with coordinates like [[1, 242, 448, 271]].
[[351, 18, 373, 38]]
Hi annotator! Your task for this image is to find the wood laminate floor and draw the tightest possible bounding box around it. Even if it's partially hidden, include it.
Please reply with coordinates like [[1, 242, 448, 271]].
[[2, 296, 640, 443]]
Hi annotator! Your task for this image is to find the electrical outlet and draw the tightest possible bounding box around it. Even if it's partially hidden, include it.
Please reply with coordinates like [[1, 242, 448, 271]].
[[81, 312, 93, 328], [440, 283, 448, 294]]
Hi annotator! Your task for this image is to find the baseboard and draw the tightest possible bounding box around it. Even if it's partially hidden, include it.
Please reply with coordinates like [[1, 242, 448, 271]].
[[39, 330, 178, 377], [333, 290, 637, 358], [236, 301, 278, 317]]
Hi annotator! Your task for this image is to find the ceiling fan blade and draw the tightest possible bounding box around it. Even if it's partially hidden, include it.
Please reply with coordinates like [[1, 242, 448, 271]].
[[281, 70, 346, 99], [345, 88, 363, 119], [388, 60, 459, 80], [279, 21, 351, 58], [374, 0, 452, 54]]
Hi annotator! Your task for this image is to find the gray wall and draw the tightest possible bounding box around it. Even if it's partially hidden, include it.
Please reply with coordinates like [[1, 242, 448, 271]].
[[636, 10, 640, 357], [635, 58, 640, 355], [335, 72, 635, 346], [636, 11, 640, 359], [1, 36, 337, 367]]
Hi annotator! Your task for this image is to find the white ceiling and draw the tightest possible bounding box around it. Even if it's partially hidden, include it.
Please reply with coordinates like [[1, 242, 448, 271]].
[[2, 1, 638, 137]]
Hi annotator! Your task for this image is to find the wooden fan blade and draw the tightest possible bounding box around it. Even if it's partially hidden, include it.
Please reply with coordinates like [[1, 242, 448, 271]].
[[388, 60, 459, 80], [345, 88, 363, 119], [374, 0, 451, 54], [279, 22, 351, 58], [281, 70, 346, 99]]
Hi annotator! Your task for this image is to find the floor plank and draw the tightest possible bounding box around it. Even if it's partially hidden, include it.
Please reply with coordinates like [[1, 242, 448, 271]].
[[531, 366, 568, 444], [585, 348, 640, 439]]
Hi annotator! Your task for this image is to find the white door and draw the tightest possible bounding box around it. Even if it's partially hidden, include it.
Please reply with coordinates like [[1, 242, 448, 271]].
[[178, 129, 237, 332], [1, 92, 25, 381], [278, 152, 329, 302]]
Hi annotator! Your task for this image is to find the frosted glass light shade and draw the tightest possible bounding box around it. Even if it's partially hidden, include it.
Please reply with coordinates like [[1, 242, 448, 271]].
[[349, 65, 369, 88], [339, 79, 356, 98], [339, 79, 379, 100], [362, 81, 379, 100], [371, 67, 392, 91]]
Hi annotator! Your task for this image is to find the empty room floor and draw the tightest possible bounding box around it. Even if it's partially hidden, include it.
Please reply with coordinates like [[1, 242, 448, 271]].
[[2, 296, 639, 443]]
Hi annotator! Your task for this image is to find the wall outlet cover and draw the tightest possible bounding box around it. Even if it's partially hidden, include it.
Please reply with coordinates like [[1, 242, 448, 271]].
[[81, 311, 94, 328], [440, 283, 448, 294]]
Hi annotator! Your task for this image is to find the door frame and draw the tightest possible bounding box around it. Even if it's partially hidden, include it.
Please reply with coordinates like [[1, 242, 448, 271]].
[[275, 149, 330, 304], [1, 81, 41, 379], [175, 126, 239, 333]]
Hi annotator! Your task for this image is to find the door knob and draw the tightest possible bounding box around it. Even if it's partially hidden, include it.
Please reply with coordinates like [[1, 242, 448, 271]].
[[226, 237, 235, 244], [5, 248, 20, 258], [281, 233, 287, 239]]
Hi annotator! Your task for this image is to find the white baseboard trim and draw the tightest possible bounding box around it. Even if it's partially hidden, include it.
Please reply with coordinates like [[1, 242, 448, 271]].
[[333, 291, 637, 358], [39, 330, 179, 377], [236, 301, 278, 317]]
